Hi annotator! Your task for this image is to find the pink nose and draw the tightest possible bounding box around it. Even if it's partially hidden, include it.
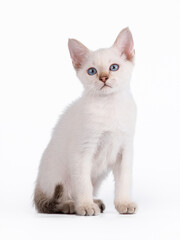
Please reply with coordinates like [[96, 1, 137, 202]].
[[99, 75, 108, 83]]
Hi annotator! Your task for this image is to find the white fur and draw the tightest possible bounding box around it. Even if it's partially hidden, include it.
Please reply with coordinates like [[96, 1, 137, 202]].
[[35, 28, 137, 214]]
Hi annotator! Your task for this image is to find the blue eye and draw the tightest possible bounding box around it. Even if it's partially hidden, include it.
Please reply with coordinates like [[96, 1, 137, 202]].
[[110, 64, 119, 71], [87, 67, 97, 75]]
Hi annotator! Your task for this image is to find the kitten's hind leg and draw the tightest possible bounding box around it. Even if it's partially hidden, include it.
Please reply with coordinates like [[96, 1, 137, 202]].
[[34, 184, 63, 213], [93, 199, 105, 212], [34, 184, 75, 214]]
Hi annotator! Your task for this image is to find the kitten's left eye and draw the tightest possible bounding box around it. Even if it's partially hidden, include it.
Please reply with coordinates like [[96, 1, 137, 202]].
[[109, 64, 119, 71]]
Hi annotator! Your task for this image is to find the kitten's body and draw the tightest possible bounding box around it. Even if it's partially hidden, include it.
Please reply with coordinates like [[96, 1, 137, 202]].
[[34, 28, 137, 215]]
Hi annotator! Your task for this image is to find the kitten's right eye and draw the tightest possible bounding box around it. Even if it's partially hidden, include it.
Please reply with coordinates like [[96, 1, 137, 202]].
[[87, 67, 97, 76]]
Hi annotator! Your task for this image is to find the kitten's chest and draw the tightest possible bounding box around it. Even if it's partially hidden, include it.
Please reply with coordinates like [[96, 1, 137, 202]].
[[86, 93, 136, 134], [87, 93, 136, 177]]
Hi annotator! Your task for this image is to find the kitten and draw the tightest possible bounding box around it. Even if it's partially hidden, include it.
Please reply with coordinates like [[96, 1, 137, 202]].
[[34, 27, 137, 215]]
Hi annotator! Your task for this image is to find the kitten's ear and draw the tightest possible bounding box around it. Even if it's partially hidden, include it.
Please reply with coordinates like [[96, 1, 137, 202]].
[[113, 27, 135, 61], [68, 39, 89, 70]]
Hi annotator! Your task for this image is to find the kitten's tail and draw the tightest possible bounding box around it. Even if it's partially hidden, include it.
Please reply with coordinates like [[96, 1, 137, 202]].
[[34, 184, 63, 213]]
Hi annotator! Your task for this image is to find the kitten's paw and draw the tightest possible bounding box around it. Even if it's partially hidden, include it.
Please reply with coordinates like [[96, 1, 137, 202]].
[[115, 202, 137, 214], [60, 201, 75, 214], [93, 199, 105, 213], [76, 202, 101, 216]]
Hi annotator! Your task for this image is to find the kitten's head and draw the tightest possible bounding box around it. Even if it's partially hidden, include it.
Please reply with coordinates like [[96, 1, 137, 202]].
[[68, 28, 135, 95]]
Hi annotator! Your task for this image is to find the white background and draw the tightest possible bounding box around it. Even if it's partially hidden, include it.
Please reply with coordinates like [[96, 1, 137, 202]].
[[0, 0, 180, 239]]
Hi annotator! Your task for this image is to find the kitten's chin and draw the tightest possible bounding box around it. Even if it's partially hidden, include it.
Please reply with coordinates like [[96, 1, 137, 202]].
[[99, 86, 113, 94], [84, 84, 121, 96], [97, 86, 119, 96], [99, 83, 123, 94], [100, 84, 112, 90]]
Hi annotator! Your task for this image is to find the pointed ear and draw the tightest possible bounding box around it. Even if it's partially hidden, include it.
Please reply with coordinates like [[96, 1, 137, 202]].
[[113, 27, 135, 61], [68, 39, 89, 70]]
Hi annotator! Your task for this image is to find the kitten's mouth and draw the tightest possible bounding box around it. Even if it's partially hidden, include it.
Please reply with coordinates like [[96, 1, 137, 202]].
[[100, 84, 112, 90]]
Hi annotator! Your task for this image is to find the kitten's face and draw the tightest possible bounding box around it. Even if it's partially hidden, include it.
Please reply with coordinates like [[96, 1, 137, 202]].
[[68, 28, 135, 95]]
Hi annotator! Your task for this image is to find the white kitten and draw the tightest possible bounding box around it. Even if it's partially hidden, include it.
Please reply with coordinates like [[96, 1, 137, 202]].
[[34, 27, 137, 215]]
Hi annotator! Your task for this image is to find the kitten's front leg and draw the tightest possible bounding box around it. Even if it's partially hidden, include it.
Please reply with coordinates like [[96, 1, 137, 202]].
[[113, 141, 137, 214], [71, 150, 100, 216]]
